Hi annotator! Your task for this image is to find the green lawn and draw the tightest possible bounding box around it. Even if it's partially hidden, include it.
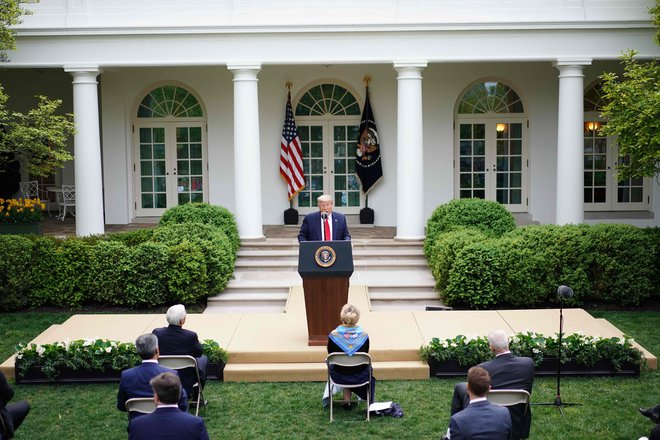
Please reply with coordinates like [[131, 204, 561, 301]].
[[2, 310, 658, 440]]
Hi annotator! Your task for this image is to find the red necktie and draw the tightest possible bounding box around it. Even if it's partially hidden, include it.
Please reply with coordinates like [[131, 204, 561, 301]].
[[324, 217, 331, 241]]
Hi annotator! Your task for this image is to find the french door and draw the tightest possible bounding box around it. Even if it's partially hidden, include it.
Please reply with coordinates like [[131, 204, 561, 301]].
[[134, 122, 207, 216], [455, 118, 528, 212], [295, 118, 364, 214]]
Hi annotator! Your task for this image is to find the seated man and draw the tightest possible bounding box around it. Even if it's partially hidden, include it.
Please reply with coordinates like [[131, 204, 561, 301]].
[[117, 334, 188, 419], [450, 330, 535, 440], [153, 304, 208, 400], [448, 366, 511, 440], [1, 370, 30, 439], [129, 372, 209, 440]]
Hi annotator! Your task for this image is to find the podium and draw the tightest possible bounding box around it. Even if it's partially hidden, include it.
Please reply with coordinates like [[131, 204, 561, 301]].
[[298, 241, 354, 346]]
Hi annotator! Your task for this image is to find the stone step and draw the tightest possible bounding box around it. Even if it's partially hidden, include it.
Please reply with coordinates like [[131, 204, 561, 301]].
[[223, 360, 429, 382], [237, 248, 425, 258], [234, 258, 429, 270]]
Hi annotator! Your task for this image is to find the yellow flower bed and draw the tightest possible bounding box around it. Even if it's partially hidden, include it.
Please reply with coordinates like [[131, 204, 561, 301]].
[[0, 198, 46, 224]]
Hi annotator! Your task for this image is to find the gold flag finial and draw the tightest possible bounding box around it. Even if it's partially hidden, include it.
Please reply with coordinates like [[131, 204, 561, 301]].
[[363, 75, 372, 87], [285, 81, 293, 90]]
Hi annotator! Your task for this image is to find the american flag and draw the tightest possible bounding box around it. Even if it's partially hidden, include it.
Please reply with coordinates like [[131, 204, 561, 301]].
[[279, 92, 305, 200]]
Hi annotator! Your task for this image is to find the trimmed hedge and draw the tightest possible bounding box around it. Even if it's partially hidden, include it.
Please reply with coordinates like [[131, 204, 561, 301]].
[[0, 203, 239, 311], [425, 200, 658, 309]]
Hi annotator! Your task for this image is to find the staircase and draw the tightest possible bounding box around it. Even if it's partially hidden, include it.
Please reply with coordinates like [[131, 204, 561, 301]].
[[204, 229, 443, 313]]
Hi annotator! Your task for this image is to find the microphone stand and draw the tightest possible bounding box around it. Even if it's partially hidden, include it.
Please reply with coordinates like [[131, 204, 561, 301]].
[[535, 292, 581, 415]]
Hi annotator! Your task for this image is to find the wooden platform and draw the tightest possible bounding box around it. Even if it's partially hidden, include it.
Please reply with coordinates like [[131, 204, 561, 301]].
[[1, 286, 656, 382]]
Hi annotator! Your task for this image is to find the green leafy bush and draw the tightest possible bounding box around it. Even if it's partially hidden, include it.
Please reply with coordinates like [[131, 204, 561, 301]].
[[119, 242, 170, 307], [52, 239, 94, 307], [445, 241, 503, 309], [107, 228, 154, 246], [87, 241, 130, 305], [425, 198, 515, 256], [159, 203, 240, 253], [0, 235, 34, 310]]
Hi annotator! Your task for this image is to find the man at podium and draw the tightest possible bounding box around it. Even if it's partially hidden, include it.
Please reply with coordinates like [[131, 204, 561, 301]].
[[298, 194, 351, 242]]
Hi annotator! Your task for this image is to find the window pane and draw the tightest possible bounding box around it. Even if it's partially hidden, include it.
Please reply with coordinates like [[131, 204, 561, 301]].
[[335, 176, 346, 190], [460, 124, 472, 139], [460, 141, 471, 156], [178, 161, 190, 176], [460, 158, 472, 172], [510, 173, 521, 188], [191, 177, 203, 192], [334, 142, 346, 157], [460, 174, 471, 188], [155, 193, 167, 208], [311, 176, 323, 190], [141, 194, 153, 208], [140, 144, 152, 159], [473, 173, 485, 189], [153, 144, 165, 159], [190, 160, 203, 175], [348, 192, 360, 206], [334, 126, 346, 140], [153, 128, 165, 143], [154, 161, 166, 176], [177, 127, 189, 142], [510, 140, 522, 155], [334, 159, 346, 174], [311, 159, 323, 174], [473, 141, 485, 156], [594, 188, 606, 203], [584, 188, 592, 203], [139, 128, 152, 143], [191, 193, 204, 203], [496, 157, 509, 172], [311, 126, 323, 141], [178, 193, 190, 205], [497, 189, 508, 204], [473, 157, 485, 172], [155, 177, 166, 192], [141, 162, 153, 176], [631, 187, 643, 202], [510, 189, 521, 204], [190, 144, 202, 159], [141, 177, 153, 192], [311, 143, 323, 157], [347, 175, 360, 190]]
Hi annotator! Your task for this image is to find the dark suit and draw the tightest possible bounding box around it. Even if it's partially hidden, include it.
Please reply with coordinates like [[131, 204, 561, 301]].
[[0, 371, 30, 438], [449, 399, 512, 440], [117, 362, 188, 418], [297, 211, 351, 242], [128, 406, 209, 440], [451, 353, 535, 440], [153, 325, 208, 399]]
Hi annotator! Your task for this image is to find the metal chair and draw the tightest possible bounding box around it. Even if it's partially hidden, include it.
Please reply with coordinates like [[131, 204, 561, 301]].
[[486, 389, 530, 414], [125, 397, 156, 419], [19, 180, 40, 199], [58, 185, 76, 221], [158, 355, 206, 416], [326, 352, 372, 422]]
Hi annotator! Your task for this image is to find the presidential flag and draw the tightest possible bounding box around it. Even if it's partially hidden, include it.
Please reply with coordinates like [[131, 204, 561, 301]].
[[355, 87, 383, 194], [279, 91, 305, 200]]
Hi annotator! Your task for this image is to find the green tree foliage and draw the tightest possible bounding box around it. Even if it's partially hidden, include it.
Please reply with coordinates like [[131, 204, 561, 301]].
[[0, 1, 75, 177]]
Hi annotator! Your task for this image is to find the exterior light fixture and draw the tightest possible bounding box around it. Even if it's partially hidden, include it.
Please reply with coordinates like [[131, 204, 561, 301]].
[[496, 123, 507, 133]]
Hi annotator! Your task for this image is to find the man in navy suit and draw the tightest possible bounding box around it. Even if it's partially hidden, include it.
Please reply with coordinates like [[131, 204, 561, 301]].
[[153, 304, 208, 400], [117, 334, 188, 419], [297, 194, 351, 242], [448, 366, 511, 440], [450, 330, 535, 439], [128, 372, 209, 440]]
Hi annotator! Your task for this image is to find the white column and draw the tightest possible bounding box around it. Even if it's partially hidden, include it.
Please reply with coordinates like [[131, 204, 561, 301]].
[[553, 59, 591, 225], [393, 61, 427, 240], [64, 67, 105, 237], [227, 64, 264, 240]]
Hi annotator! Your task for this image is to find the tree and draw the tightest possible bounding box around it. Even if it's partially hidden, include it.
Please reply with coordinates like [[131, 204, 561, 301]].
[[598, 2, 660, 181], [0, 0, 75, 178]]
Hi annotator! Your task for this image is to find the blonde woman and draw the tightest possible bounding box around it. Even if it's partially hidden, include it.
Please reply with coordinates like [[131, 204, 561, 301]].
[[326, 303, 376, 408]]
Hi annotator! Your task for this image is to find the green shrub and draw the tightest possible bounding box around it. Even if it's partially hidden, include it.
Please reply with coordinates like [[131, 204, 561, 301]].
[[87, 241, 130, 305], [25, 236, 61, 307], [427, 227, 488, 294], [107, 228, 154, 246], [496, 235, 551, 307], [444, 241, 504, 309], [52, 239, 95, 307], [642, 226, 660, 297], [165, 240, 209, 304], [0, 235, 34, 311], [425, 198, 515, 256], [152, 223, 235, 294], [119, 242, 170, 307], [159, 203, 240, 253], [587, 224, 655, 305]]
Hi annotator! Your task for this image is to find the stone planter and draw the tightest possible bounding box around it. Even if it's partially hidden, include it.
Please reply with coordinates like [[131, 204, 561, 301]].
[[0, 222, 43, 235], [428, 358, 640, 378]]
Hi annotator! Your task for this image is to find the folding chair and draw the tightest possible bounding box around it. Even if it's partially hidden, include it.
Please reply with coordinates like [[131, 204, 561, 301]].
[[125, 397, 156, 419], [158, 355, 206, 416], [486, 389, 530, 415], [326, 352, 372, 422]]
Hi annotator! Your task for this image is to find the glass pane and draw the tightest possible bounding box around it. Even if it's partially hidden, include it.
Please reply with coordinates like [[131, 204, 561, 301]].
[[141, 162, 153, 176], [460, 158, 471, 172], [335, 176, 346, 190], [497, 189, 508, 204], [497, 140, 508, 156], [190, 144, 202, 159], [348, 192, 360, 206], [334, 125, 346, 140], [584, 172, 593, 186], [595, 138, 607, 153], [178, 193, 190, 205], [178, 161, 189, 176], [190, 160, 203, 175], [511, 123, 522, 138], [153, 144, 165, 159], [155, 177, 166, 192], [191, 177, 203, 192], [140, 144, 152, 159], [334, 159, 346, 174], [594, 155, 607, 169], [154, 161, 166, 176], [298, 127, 309, 141], [177, 127, 189, 142], [510, 189, 521, 204], [348, 125, 360, 141], [460, 141, 471, 156], [594, 188, 606, 203], [177, 144, 189, 159], [141, 177, 153, 192], [594, 172, 606, 186], [311, 143, 323, 157], [335, 191, 346, 207], [178, 177, 190, 192], [334, 142, 346, 157], [139, 128, 152, 143], [473, 173, 485, 189], [298, 191, 310, 207], [460, 124, 471, 139], [631, 187, 643, 202], [473, 141, 485, 156], [347, 159, 356, 173], [311, 176, 323, 190], [141, 194, 153, 209], [155, 193, 167, 208], [473, 157, 485, 172], [510, 173, 521, 188], [191, 193, 204, 203], [496, 173, 507, 188], [154, 128, 165, 143], [510, 140, 522, 155], [460, 174, 471, 188], [496, 157, 509, 172], [584, 156, 593, 169], [618, 188, 629, 203], [584, 188, 592, 203], [511, 157, 522, 172], [474, 124, 485, 138], [311, 126, 323, 141], [474, 190, 485, 199], [347, 175, 360, 190], [311, 159, 323, 174]]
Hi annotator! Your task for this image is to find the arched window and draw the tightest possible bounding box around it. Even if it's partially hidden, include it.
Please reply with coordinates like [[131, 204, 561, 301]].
[[137, 85, 203, 118], [295, 83, 360, 116], [458, 81, 524, 114]]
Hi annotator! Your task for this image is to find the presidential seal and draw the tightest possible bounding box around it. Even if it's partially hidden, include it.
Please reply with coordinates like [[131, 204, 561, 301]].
[[314, 245, 337, 268]]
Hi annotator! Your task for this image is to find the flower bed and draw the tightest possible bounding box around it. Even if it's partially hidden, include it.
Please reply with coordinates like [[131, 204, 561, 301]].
[[420, 332, 644, 378], [14, 338, 228, 384], [0, 198, 45, 224]]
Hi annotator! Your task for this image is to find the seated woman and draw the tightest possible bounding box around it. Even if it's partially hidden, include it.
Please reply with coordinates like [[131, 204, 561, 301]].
[[326, 303, 376, 408]]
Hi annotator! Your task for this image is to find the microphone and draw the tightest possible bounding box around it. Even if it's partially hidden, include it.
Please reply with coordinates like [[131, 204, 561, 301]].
[[557, 285, 574, 298], [321, 212, 328, 220]]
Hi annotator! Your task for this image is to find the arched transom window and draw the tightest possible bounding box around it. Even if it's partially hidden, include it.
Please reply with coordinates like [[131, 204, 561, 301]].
[[137, 85, 203, 118], [295, 83, 360, 116], [458, 81, 524, 114]]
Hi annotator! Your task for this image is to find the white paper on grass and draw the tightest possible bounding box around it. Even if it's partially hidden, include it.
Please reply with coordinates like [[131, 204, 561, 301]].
[[368, 401, 392, 412]]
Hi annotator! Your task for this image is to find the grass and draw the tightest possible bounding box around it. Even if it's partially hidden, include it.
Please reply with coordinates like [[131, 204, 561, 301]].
[[1, 310, 658, 440]]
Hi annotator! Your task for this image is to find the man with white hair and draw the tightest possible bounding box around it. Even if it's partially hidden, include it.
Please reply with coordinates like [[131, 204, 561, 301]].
[[297, 194, 351, 242], [448, 330, 535, 440], [153, 304, 208, 401]]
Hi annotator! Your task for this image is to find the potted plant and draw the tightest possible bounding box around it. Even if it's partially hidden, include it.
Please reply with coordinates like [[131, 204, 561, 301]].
[[420, 332, 644, 378], [202, 339, 229, 381], [0, 197, 45, 235]]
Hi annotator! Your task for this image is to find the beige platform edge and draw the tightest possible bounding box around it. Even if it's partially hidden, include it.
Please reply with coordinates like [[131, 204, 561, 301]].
[[1, 286, 656, 382]]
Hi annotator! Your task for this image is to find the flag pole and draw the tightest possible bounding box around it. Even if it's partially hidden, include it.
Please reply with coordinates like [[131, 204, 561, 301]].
[[286, 81, 293, 210]]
